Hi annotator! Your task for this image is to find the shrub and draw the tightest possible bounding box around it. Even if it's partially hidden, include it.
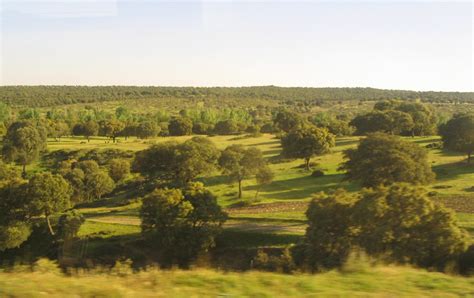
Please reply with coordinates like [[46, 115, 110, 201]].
[[311, 170, 325, 177], [299, 184, 469, 271], [340, 133, 435, 187]]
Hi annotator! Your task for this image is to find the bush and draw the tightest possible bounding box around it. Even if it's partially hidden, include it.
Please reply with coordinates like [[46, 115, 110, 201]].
[[139, 183, 227, 267], [341, 133, 435, 187], [253, 248, 296, 273], [56, 210, 85, 240], [311, 170, 325, 177], [168, 118, 192, 136], [299, 184, 469, 271]]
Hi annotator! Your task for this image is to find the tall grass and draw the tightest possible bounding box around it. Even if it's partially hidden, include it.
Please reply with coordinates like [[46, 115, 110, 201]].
[[0, 258, 473, 297]]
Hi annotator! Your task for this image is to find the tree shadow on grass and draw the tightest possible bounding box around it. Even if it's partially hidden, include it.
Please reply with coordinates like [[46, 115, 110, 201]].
[[216, 229, 302, 249], [244, 173, 359, 201], [335, 138, 359, 147], [248, 140, 281, 147], [412, 137, 441, 145], [432, 161, 474, 181]]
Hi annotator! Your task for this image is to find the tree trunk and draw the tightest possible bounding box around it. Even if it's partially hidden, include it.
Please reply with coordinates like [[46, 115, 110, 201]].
[[255, 187, 260, 200], [46, 215, 55, 235], [21, 164, 27, 178], [305, 157, 311, 171], [87, 136, 90, 142], [468, 152, 471, 164], [238, 179, 242, 199]]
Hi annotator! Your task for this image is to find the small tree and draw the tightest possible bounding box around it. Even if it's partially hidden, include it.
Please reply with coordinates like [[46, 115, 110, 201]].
[[56, 210, 85, 240], [281, 126, 335, 171], [84, 171, 115, 201], [28, 172, 72, 235], [440, 113, 474, 163], [139, 183, 227, 267], [174, 137, 220, 184], [168, 117, 193, 136], [132, 141, 178, 180], [0, 177, 31, 251], [2, 121, 47, 176], [214, 119, 239, 135], [219, 145, 266, 199], [83, 120, 99, 142], [136, 121, 160, 139], [341, 133, 435, 187], [100, 119, 125, 143], [273, 110, 303, 133], [108, 159, 130, 183], [255, 166, 274, 199]]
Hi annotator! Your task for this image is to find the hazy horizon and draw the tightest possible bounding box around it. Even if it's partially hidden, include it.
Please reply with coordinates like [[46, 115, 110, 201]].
[[1, 1, 473, 92]]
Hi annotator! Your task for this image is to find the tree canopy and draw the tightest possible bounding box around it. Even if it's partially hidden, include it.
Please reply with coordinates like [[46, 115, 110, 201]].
[[341, 133, 435, 187], [440, 113, 474, 163], [281, 126, 335, 170], [219, 145, 266, 198]]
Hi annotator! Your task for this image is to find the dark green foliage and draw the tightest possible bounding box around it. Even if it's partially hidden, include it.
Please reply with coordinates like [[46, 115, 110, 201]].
[[1, 86, 473, 108], [56, 210, 85, 240], [192, 122, 213, 135], [311, 113, 353, 136], [439, 113, 474, 163], [2, 121, 47, 175], [136, 121, 160, 139], [353, 100, 437, 136], [260, 122, 275, 133], [351, 110, 413, 135], [60, 160, 115, 203], [311, 170, 325, 177], [341, 133, 435, 187], [301, 190, 358, 271], [173, 137, 220, 184], [299, 184, 469, 271], [139, 183, 227, 267], [281, 126, 335, 170], [132, 141, 178, 180], [133, 138, 219, 184], [99, 119, 125, 143], [108, 159, 130, 183], [168, 117, 193, 136], [353, 184, 468, 268], [0, 222, 32, 251], [253, 248, 295, 273], [27, 172, 72, 235], [219, 145, 266, 198], [255, 166, 274, 199], [273, 110, 303, 133], [72, 120, 99, 142], [214, 119, 239, 135]]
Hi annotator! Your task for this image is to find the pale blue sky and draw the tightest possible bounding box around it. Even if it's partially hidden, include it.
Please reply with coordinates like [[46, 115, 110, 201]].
[[1, 1, 473, 91]]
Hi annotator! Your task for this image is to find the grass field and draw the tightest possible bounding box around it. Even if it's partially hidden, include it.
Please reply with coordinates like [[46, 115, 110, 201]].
[[57, 133, 472, 248], [1, 261, 473, 297]]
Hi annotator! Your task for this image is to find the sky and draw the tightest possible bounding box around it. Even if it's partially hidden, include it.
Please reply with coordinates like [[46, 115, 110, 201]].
[[0, 0, 473, 91]]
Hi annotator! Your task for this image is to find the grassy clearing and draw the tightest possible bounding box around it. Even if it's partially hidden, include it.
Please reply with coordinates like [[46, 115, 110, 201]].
[[57, 133, 474, 248], [0, 264, 472, 297]]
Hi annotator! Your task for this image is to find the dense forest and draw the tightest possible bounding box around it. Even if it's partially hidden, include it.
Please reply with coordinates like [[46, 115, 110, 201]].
[[1, 86, 473, 107]]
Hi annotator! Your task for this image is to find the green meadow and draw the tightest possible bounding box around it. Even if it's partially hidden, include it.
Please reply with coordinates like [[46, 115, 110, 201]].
[[38, 133, 473, 249]]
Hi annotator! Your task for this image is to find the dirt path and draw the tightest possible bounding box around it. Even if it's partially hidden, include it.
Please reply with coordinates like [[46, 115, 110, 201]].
[[225, 201, 309, 214], [88, 214, 307, 234]]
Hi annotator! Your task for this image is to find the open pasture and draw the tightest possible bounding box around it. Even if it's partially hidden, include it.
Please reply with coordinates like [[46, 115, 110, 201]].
[[51, 133, 474, 250]]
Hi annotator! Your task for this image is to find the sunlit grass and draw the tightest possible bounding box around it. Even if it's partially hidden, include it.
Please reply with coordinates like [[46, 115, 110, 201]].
[[0, 262, 472, 297]]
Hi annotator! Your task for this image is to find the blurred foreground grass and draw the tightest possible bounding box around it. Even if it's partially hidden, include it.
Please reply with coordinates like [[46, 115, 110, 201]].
[[0, 260, 473, 297]]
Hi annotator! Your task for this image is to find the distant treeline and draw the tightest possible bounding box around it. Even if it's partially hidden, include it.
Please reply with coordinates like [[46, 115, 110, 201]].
[[0, 86, 473, 107]]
